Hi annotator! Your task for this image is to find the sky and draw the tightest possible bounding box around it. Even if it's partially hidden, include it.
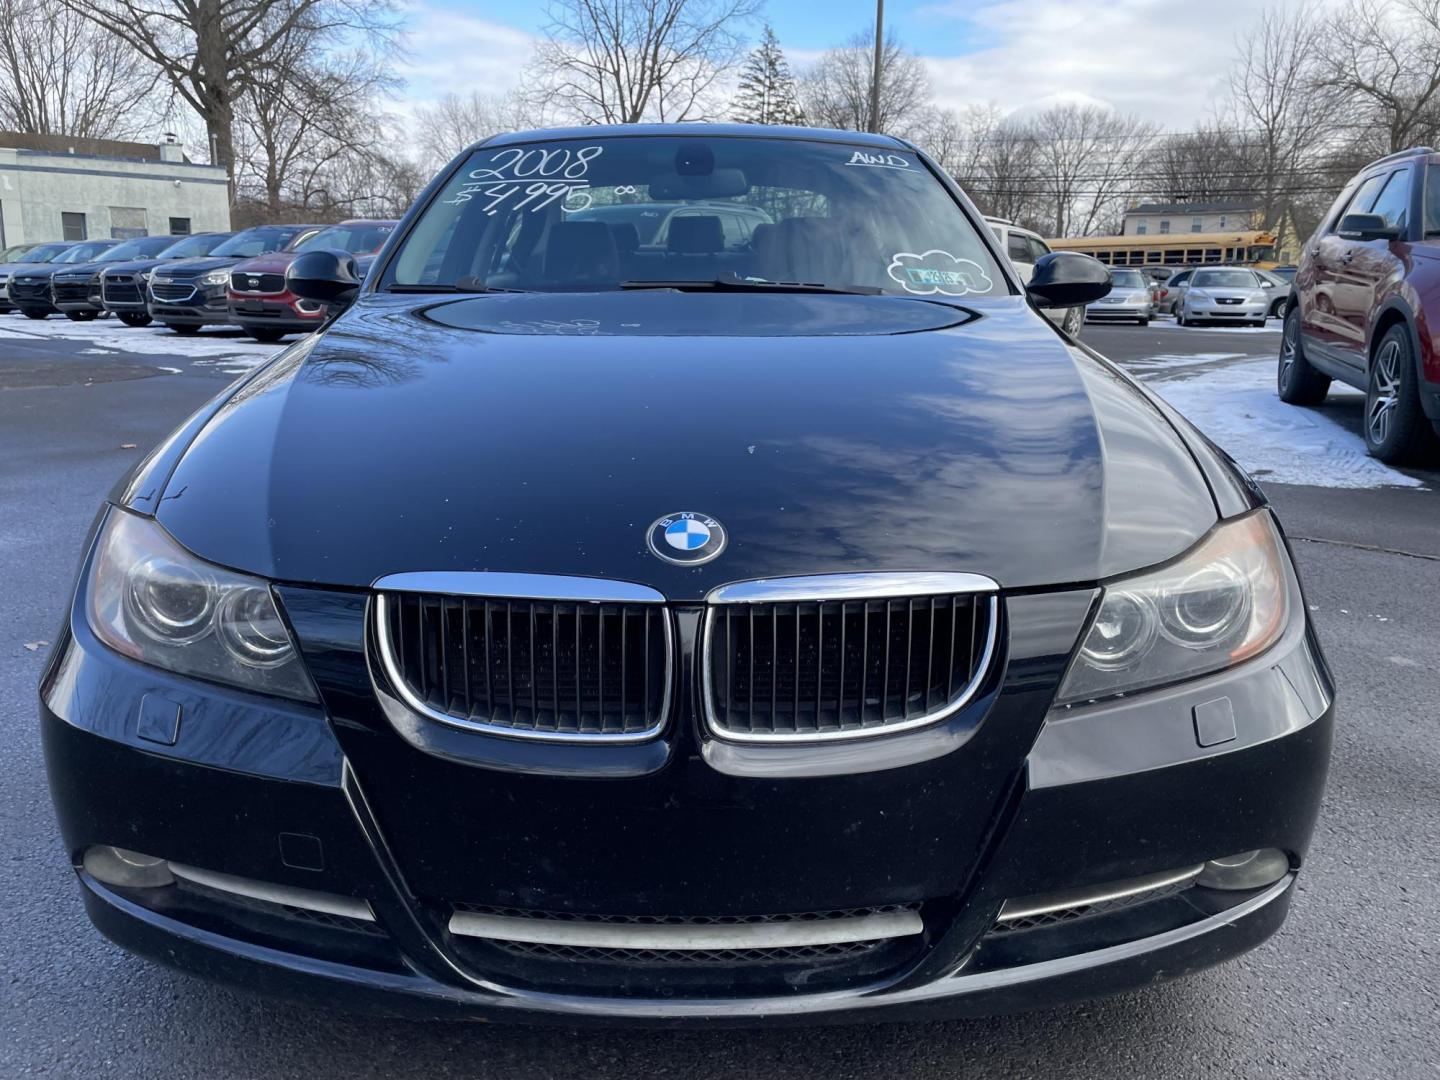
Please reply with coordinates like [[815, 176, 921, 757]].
[[396, 0, 1301, 132]]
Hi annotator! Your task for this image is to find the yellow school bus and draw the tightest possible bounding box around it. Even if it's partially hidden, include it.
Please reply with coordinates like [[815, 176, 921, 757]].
[[1047, 231, 1279, 269]]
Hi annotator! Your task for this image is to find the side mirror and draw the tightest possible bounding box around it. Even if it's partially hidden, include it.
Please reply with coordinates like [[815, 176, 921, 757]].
[[1026, 251, 1111, 307], [287, 248, 361, 309], [1336, 212, 1401, 242]]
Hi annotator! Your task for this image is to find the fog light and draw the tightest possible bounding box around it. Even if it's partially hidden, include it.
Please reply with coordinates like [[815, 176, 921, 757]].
[[83, 845, 174, 888], [1197, 848, 1289, 891]]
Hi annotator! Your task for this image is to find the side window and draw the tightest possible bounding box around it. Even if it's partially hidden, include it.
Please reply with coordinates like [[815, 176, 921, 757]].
[[1006, 234, 1030, 262], [1426, 166, 1440, 235], [1027, 236, 1050, 263], [1171, 270, 1191, 287], [1331, 172, 1390, 231], [1367, 169, 1411, 231]]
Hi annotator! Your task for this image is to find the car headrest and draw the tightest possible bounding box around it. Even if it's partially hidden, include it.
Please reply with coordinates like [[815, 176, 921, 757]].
[[667, 215, 724, 254], [544, 222, 618, 283], [608, 222, 641, 255]]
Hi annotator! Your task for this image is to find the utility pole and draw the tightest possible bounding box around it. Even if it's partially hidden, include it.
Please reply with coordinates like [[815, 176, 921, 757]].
[[868, 0, 884, 133]]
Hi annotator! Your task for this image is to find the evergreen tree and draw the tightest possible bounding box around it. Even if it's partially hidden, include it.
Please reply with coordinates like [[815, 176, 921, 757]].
[[731, 25, 806, 126]]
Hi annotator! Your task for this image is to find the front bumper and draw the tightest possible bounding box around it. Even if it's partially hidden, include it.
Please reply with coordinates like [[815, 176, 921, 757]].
[[1086, 302, 1151, 320], [227, 292, 326, 332], [1186, 302, 1267, 321], [40, 552, 1334, 1025], [147, 283, 230, 326]]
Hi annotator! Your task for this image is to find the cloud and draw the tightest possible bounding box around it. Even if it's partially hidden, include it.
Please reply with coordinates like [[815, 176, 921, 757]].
[[912, 0, 1340, 127], [887, 250, 995, 296], [397, 2, 538, 109]]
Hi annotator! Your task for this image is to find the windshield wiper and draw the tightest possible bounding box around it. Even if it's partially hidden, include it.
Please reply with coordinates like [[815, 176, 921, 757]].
[[619, 273, 883, 296], [385, 279, 528, 294]]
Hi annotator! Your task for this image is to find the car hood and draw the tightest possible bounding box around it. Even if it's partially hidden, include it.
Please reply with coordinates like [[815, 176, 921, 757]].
[[156, 256, 242, 276], [51, 259, 115, 279], [102, 257, 171, 275], [0, 259, 65, 275], [151, 291, 1219, 595], [230, 251, 300, 274]]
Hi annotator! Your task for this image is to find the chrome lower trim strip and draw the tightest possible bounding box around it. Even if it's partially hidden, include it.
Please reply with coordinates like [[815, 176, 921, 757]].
[[447, 909, 923, 950], [371, 591, 673, 744], [996, 865, 1203, 922], [373, 571, 665, 604], [701, 592, 1000, 744], [169, 862, 374, 921], [707, 571, 998, 604]]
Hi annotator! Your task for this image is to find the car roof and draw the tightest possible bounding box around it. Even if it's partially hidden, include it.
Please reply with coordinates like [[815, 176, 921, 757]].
[[476, 122, 911, 154]]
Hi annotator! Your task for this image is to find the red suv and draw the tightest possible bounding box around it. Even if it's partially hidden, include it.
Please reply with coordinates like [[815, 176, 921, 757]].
[[227, 219, 395, 342], [1279, 146, 1440, 464]]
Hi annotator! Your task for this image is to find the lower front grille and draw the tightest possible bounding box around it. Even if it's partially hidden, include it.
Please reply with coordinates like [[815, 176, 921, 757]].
[[230, 271, 286, 293], [52, 281, 92, 303], [491, 939, 881, 964], [448, 902, 923, 966], [376, 588, 671, 740], [8, 280, 50, 301], [103, 277, 142, 305], [150, 280, 195, 301], [703, 575, 998, 741]]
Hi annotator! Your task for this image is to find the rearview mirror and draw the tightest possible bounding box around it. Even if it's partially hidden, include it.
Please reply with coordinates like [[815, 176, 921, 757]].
[[647, 168, 749, 200], [1336, 212, 1402, 242], [287, 248, 361, 309], [1026, 251, 1111, 307]]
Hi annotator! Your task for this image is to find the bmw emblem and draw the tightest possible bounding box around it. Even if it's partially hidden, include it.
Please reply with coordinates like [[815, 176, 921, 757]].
[[647, 512, 727, 565]]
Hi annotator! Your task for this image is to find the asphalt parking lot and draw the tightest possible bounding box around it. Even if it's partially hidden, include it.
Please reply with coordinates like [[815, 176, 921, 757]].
[[1, 314, 1437, 1078]]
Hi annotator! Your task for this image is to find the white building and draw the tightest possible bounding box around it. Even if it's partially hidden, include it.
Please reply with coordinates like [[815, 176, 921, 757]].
[[1121, 200, 1261, 237], [0, 132, 229, 247]]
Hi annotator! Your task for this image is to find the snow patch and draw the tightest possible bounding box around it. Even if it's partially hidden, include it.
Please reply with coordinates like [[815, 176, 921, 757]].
[[0, 313, 281, 370], [1137, 357, 1424, 490]]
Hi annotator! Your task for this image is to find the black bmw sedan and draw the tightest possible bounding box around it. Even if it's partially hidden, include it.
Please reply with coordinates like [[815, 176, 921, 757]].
[[41, 124, 1334, 1025]]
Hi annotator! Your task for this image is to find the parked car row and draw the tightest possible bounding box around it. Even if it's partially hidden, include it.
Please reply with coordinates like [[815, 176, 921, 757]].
[[0, 219, 395, 341]]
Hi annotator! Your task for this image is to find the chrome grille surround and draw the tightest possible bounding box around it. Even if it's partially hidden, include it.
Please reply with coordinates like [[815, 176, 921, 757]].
[[372, 572, 673, 744], [701, 572, 1000, 743]]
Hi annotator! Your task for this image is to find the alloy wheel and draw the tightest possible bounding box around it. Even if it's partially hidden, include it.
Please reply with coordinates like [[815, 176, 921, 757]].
[[1366, 339, 1401, 446]]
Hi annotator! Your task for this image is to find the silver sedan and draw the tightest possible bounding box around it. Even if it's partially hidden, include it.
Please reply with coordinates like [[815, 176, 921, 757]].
[[1085, 267, 1153, 325], [1177, 268, 1269, 328]]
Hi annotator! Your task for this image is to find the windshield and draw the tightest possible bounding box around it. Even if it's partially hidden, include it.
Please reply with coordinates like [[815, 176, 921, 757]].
[[13, 243, 70, 263], [385, 135, 1006, 297], [1110, 269, 1146, 288], [1192, 269, 1258, 289], [160, 233, 229, 258], [102, 236, 175, 261], [210, 229, 297, 258], [57, 241, 120, 263], [298, 223, 395, 254]]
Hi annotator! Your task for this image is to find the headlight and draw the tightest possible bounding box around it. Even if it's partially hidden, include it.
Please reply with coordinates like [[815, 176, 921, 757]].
[[1128, 292, 1150, 304], [1056, 511, 1291, 705], [1187, 289, 1210, 301], [85, 509, 316, 701], [199, 269, 230, 286]]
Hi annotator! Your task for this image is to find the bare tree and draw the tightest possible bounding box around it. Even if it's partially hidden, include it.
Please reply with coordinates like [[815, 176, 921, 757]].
[[1023, 104, 1156, 236], [529, 0, 760, 124], [233, 39, 397, 219], [1312, 0, 1440, 154], [800, 28, 930, 136], [0, 0, 163, 139], [1151, 121, 1258, 205], [55, 0, 401, 211], [413, 91, 531, 173], [1227, 6, 1341, 232]]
